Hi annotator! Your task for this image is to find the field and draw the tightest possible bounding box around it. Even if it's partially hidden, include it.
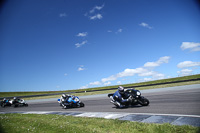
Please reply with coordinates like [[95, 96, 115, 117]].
[[0, 114, 199, 133]]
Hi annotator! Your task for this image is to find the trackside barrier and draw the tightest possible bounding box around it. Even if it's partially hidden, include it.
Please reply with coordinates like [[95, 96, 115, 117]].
[[1, 78, 200, 100]]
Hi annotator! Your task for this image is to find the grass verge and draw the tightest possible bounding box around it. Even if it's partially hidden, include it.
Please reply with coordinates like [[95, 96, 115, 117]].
[[0, 114, 199, 133]]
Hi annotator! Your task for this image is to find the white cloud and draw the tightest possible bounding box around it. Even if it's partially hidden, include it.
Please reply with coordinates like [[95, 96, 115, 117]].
[[117, 68, 148, 78], [144, 56, 170, 67], [86, 4, 104, 20], [177, 69, 193, 76], [64, 73, 68, 76], [77, 32, 88, 37], [101, 75, 117, 83], [75, 40, 87, 48], [138, 71, 155, 77], [153, 73, 165, 79], [139, 22, 153, 29], [107, 30, 112, 33], [101, 56, 170, 83], [177, 61, 200, 68], [181, 42, 200, 52], [56, 85, 60, 88], [59, 13, 67, 17], [79, 85, 88, 89], [143, 78, 153, 82], [78, 65, 85, 71], [89, 81, 101, 86], [89, 14, 103, 20], [116, 28, 123, 33], [117, 81, 122, 84], [81, 56, 169, 89], [90, 4, 105, 13], [104, 82, 111, 86]]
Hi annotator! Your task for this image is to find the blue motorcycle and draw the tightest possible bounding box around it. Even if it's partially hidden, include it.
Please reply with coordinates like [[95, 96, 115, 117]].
[[58, 95, 84, 109]]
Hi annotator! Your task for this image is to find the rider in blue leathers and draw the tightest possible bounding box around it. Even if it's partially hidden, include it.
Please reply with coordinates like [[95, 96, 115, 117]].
[[112, 86, 132, 108]]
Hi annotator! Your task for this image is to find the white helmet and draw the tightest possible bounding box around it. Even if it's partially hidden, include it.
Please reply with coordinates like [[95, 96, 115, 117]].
[[118, 86, 125, 95], [62, 94, 66, 98]]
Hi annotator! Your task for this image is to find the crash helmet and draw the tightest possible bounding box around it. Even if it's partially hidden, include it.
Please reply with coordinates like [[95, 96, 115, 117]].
[[118, 86, 125, 95], [3, 98, 6, 101], [13, 97, 17, 100], [62, 94, 66, 98]]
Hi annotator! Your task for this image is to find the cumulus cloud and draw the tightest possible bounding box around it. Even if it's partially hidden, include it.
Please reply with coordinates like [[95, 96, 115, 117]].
[[79, 85, 88, 89], [90, 4, 105, 13], [139, 22, 153, 29], [177, 61, 200, 68], [89, 81, 101, 86], [89, 14, 103, 20], [85, 4, 104, 20], [104, 82, 111, 86], [181, 42, 200, 52], [101, 56, 170, 83], [81, 56, 170, 89], [117, 81, 122, 84], [75, 40, 87, 48], [77, 32, 88, 37], [78, 65, 85, 71], [143, 78, 153, 82], [101, 75, 117, 83], [116, 28, 123, 33], [144, 56, 170, 67], [177, 69, 193, 76], [117, 68, 148, 78], [59, 13, 67, 17]]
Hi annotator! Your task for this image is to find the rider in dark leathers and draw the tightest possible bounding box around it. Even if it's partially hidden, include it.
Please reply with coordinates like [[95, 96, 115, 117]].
[[112, 86, 132, 108]]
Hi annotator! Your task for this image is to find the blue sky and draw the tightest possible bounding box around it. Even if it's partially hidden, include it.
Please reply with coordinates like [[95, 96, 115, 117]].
[[0, 0, 200, 92]]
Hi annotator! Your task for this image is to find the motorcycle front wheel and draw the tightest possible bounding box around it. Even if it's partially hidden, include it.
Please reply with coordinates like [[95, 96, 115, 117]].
[[138, 97, 149, 106]]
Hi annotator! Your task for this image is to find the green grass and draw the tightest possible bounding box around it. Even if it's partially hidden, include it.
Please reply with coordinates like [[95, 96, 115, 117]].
[[0, 74, 200, 99], [0, 114, 199, 133]]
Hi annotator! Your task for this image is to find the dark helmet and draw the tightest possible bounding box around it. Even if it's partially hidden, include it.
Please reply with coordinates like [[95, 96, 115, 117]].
[[118, 86, 125, 95]]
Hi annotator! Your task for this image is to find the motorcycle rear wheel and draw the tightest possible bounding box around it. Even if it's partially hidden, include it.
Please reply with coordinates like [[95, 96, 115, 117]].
[[80, 102, 84, 107]]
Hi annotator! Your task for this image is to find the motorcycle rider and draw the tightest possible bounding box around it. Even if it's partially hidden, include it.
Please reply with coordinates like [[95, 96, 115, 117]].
[[3, 98, 7, 103], [111, 86, 133, 108], [1, 98, 8, 104], [60, 94, 67, 104], [12, 97, 23, 106]]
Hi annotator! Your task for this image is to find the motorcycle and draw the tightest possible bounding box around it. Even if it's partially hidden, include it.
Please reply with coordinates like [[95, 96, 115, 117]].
[[1, 99, 12, 107], [11, 99, 28, 107], [58, 95, 84, 109], [108, 88, 149, 108]]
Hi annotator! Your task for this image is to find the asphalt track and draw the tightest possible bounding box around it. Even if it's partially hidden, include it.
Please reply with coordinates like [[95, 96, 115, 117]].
[[0, 84, 200, 126]]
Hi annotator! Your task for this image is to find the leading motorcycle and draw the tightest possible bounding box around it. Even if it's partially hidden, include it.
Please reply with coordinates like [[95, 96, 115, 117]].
[[108, 88, 149, 108]]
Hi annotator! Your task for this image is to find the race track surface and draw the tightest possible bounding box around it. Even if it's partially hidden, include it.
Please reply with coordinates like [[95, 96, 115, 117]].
[[1, 84, 200, 116]]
